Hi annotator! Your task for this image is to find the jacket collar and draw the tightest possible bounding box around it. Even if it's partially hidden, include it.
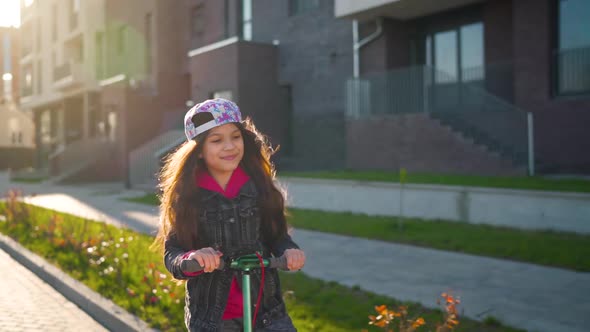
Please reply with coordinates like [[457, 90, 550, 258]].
[[196, 165, 251, 199]]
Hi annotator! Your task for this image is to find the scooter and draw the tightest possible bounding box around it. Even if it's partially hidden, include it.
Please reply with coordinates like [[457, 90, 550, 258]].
[[181, 253, 289, 332]]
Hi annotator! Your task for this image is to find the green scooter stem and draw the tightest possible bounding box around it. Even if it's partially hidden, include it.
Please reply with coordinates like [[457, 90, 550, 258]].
[[242, 270, 253, 332]]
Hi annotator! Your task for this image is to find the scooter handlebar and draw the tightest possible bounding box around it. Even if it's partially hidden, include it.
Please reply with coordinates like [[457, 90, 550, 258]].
[[181, 255, 289, 273]]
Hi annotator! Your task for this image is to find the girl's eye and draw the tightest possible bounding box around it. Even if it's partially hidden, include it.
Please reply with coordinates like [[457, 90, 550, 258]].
[[211, 139, 221, 143], [233, 136, 241, 140]]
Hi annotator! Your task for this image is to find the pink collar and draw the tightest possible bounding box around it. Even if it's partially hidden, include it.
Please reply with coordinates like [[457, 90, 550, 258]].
[[196, 166, 250, 199]]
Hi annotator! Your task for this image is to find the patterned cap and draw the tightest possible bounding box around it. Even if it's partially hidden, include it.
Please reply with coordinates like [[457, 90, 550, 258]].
[[184, 98, 242, 141]]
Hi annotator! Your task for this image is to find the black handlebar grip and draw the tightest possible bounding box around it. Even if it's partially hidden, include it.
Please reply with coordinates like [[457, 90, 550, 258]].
[[269, 256, 289, 270], [181, 259, 225, 273]]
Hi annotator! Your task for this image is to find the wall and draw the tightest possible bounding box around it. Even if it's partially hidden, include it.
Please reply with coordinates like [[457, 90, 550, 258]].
[[281, 177, 590, 234], [512, 0, 590, 172]]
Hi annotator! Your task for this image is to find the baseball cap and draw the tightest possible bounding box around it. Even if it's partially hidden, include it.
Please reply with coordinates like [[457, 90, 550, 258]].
[[184, 98, 242, 141]]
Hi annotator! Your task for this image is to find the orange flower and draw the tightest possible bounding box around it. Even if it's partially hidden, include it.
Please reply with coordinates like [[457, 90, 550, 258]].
[[412, 317, 426, 328]]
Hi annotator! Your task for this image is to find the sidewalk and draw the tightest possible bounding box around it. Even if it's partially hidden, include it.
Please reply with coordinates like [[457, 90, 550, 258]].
[[2, 175, 590, 332], [0, 248, 107, 332]]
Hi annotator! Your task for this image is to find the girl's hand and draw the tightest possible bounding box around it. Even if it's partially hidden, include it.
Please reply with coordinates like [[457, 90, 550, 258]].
[[187, 247, 223, 273], [284, 248, 306, 271]]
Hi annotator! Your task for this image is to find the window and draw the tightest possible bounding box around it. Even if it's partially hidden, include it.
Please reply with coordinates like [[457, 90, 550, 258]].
[[70, 0, 80, 30], [242, 0, 252, 41], [117, 26, 127, 55], [36, 59, 42, 94], [145, 13, 152, 75], [423, 22, 484, 83], [211, 90, 233, 101], [52, 4, 58, 42], [556, 0, 590, 95], [36, 17, 41, 50], [190, 5, 204, 38], [289, 0, 319, 16], [95, 32, 104, 79], [21, 65, 33, 96]]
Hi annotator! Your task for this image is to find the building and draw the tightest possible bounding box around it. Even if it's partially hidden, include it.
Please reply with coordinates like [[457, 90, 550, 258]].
[[19, 0, 187, 183], [179, 0, 353, 172], [336, 0, 590, 174], [19, 0, 106, 179], [1, 26, 34, 170], [19, 0, 590, 185]]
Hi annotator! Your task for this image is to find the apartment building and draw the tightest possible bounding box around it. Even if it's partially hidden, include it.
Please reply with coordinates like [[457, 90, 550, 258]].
[[336, 0, 590, 173], [178, 0, 353, 171], [19, 0, 187, 182], [19, 0, 105, 177], [1, 26, 34, 170]]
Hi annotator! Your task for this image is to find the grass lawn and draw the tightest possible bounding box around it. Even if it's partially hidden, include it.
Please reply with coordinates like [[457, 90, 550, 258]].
[[278, 170, 590, 193], [11, 177, 47, 183], [126, 193, 590, 272], [0, 200, 524, 332]]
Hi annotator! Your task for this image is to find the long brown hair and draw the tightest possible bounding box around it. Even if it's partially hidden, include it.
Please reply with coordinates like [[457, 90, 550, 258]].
[[152, 117, 288, 253]]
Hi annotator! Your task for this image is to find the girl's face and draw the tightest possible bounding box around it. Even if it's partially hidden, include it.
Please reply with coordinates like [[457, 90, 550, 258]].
[[200, 123, 244, 176]]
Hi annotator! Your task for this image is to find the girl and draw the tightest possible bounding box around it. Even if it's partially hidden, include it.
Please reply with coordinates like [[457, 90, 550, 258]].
[[153, 98, 305, 331]]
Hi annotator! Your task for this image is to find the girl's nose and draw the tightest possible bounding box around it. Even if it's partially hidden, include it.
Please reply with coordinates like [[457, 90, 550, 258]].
[[223, 139, 235, 150]]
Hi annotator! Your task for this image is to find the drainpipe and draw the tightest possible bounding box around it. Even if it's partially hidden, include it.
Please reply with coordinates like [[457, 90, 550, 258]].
[[353, 17, 383, 78]]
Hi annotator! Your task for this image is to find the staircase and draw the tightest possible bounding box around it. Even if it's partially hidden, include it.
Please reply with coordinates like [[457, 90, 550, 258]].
[[128, 130, 185, 190], [346, 64, 538, 174], [47, 137, 114, 184]]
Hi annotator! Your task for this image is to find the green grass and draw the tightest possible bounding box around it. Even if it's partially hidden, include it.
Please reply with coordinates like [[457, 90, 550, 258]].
[[278, 171, 590, 193], [280, 272, 524, 332], [123, 194, 160, 206], [288, 209, 590, 272], [126, 193, 590, 272], [0, 200, 525, 332], [11, 177, 47, 183]]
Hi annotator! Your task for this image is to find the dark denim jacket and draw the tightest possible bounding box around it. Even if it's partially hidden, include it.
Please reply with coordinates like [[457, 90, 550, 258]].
[[164, 180, 299, 331]]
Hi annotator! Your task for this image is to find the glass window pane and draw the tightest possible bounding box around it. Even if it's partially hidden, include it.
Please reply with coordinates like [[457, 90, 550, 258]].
[[434, 30, 457, 83], [557, 0, 590, 94], [460, 23, 484, 82], [559, 0, 590, 50], [243, 0, 252, 21]]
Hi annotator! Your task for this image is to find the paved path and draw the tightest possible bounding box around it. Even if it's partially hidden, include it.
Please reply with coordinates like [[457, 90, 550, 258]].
[[2, 175, 590, 332], [0, 248, 107, 332]]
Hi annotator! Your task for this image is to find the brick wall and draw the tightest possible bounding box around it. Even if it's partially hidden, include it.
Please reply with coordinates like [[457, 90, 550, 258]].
[[347, 114, 525, 176]]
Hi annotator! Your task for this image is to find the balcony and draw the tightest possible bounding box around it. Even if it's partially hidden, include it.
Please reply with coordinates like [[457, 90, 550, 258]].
[[21, 85, 33, 98], [335, 0, 485, 20], [555, 46, 590, 96], [20, 1, 35, 24], [53, 60, 88, 91]]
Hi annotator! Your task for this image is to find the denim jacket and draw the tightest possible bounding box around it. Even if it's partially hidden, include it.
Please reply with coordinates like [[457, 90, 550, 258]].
[[164, 180, 299, 331]]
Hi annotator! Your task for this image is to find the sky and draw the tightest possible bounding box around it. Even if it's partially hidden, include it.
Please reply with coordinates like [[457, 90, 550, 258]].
[[0, 0, 21, 27]]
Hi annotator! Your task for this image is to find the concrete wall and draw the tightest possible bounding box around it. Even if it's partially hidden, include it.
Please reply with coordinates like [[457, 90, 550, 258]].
[[281, 177, 590, 234]]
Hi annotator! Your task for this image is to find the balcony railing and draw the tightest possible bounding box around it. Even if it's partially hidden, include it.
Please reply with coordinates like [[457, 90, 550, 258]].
[[21, 44, 33, 58], [53, 63, 72, 82], [21, 85, 33, 97], [555, 45, 590, 96], [70, 13, 79, 31]]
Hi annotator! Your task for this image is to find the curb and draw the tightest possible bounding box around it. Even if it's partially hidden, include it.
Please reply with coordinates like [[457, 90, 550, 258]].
[[0, 233, 158, 332]]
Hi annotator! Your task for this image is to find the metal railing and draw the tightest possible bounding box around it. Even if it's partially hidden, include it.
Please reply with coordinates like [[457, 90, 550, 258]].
[[555, 45, 590, 96], [47, 137, 113, 181], [20, 85, 33, 97], [53, 62, 72, 81], [128, 130, 185, 189], [345, 63, 534, 174]]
